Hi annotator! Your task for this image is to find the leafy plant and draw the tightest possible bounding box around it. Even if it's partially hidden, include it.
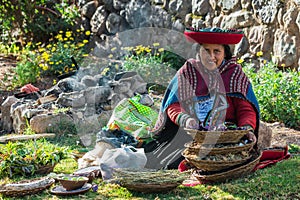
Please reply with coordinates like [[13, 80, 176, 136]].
[[121, 44, 180, 87], [243, 61, 300, 129], [0, 139, 70, 178], [0, 0, 81, 45], [38, 29, 90, 76], [289, 144, 300, 154], [13, 45, 41, 86]]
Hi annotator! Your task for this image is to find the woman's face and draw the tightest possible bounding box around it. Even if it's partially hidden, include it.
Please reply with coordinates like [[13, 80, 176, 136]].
[[199, 43, 225, 70]]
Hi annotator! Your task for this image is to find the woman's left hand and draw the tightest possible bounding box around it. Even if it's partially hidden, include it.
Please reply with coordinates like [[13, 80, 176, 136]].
[[245, 131, 257, 144]]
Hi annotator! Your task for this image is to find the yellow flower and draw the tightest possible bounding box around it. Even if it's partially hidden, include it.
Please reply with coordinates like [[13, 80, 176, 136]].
[[56, 34, 63, 39], [281, 63, 286, 67], [36, 42, 42, 46], [153, 42, 160, 47], [65, 31, 72, 38], [39, 63, 49, 71], [64, 44, 68, 48], [26, 42, 32, 47], [53, 79, 57, 85], [144, 47, 151, 53], [59, 30, 63, 34], [77, 43, 84, 47], [49, 61, 54, 65], [83, 39, 89, 44], [64, 37, 68, 41], [85, 30, 91, 36], [83, 54, 89, 57], [38, 48, 45, 52], [237, 58, 244, 64], [108, 54, 113, 58], [111, 47, 117, 52], [256, 51, 263, 57], [46, 44, 52, 48], [76, 29, 80, 33], [51, 47, 56, 52], [158, 48, 164, 52], [41, 52, 50, 61]]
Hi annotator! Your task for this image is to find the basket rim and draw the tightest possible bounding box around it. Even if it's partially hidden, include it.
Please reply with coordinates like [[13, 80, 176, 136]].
[[184, 128, 249, 134], [184, 128, 249, 144], [193, 151, 262, 181], [184, 141, 255, 155], [182, 149, 251, 164], [121, 182, 181, 193]]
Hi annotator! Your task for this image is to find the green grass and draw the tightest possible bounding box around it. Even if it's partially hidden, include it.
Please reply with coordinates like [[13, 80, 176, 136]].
[[1, 156, 299, 200]]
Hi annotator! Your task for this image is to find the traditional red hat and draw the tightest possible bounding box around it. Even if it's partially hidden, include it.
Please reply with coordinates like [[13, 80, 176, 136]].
[[184, 27, 244, 44]]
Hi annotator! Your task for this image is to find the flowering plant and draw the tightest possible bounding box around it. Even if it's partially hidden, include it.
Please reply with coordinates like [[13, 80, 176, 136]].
[[38, 29, 90, 76]]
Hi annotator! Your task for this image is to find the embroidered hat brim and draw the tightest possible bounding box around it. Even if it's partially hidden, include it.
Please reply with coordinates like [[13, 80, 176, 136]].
[[184, 28, 244, 45]]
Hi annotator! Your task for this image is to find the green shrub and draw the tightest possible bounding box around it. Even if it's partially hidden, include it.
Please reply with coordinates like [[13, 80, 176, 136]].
[[0, 139, 70, 178], [0, 0, 80, 45], [243, 61, 300, 129], [12, 43, 41, 87], [38, 29, 90, 76], [121, 44, 183, 88]]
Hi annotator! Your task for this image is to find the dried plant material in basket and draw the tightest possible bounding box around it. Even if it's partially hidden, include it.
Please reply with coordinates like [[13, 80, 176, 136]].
[[182, 150, 251, 171], [193, 151, 262, 183], [185, 128, 249, 144], [184, 139, 254, 155], [112, 168, 189, 193], [0, 177, 55, 197]]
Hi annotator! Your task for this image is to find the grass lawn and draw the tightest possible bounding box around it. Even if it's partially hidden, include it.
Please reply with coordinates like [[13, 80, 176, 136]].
[[1, 155, 299, 200]]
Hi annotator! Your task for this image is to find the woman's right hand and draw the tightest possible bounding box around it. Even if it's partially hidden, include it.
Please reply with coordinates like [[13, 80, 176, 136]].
[[185, 118, 200, 129]]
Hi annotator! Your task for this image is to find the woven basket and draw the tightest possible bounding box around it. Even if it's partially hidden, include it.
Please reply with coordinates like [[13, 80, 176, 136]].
[[0, 177, 55, 197], [113, 168, 188, 193], [193, 151, 262, 183], [185, 128, 248, 144], [122, 182, 181, 193], [184, 140, 255, 155], [182, 149, 251, 171], [35, 164, 56, 175]]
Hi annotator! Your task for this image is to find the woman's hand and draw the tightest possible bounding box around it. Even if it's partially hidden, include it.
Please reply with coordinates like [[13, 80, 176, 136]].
[[185, 118, 200, 129], [241, 125, 257, 144], [246, 131, 257, 144]]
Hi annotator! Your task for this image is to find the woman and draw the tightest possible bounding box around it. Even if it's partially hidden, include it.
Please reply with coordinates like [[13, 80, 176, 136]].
[[144, 27, 260, 169]]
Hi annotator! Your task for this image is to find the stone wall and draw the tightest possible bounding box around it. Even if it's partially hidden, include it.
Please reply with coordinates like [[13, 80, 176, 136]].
[[78, 0, 300, 69]]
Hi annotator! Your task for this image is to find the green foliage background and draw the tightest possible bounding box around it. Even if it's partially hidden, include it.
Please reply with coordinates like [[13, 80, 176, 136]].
[[244, 62, 300, 129]]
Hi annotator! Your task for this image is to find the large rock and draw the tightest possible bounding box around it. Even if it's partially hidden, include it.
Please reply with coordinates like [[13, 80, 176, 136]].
[[258, 121, 272, 150], [272, 29, 297, 68], [90, 5, 108, 35], [30, 113, 73, 133], [57, 91, 86, 108], [81, 1, 98, 19], [1, 96, 19, 132]]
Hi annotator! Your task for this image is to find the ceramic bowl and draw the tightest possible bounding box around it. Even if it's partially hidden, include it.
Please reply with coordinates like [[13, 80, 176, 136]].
[[58, 176, 89, 191]]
